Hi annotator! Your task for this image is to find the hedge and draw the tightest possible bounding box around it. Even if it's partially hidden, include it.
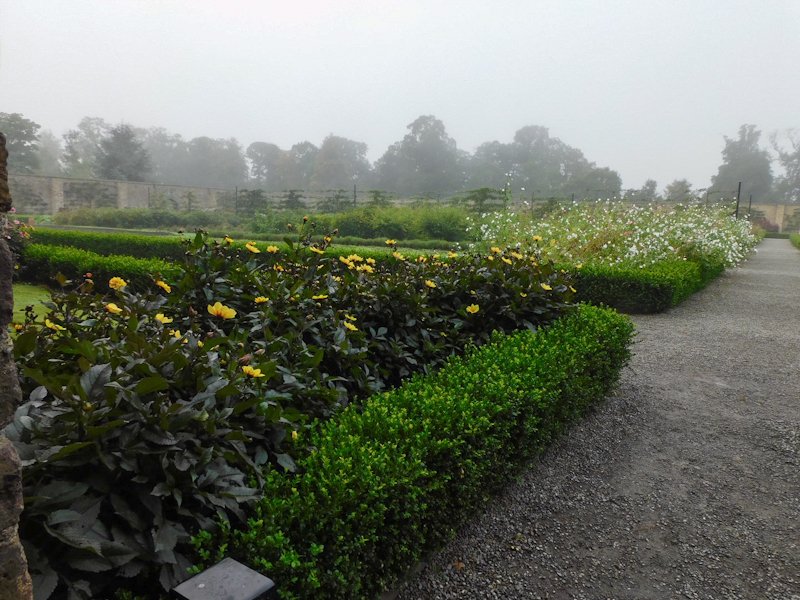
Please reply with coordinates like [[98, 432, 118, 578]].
[[196, 305, 634, 599], [790, 233, 800, 250], [30, 228, 187, 261], [22, 244, 180, 291]]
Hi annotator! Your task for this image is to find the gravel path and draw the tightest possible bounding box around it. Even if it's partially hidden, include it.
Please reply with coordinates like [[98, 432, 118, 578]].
[[393, 238, 800, 600]]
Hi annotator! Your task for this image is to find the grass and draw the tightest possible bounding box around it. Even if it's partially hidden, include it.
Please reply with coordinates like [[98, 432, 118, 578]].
[[13, 283, 50, 323]]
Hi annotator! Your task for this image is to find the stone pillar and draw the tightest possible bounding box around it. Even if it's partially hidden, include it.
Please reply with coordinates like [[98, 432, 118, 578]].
[[0, 132, 34, 599]]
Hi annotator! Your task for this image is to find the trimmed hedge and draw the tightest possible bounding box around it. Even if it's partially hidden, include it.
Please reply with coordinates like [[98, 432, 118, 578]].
[[790, 233, 800, 249], [572, 256, 725, 313], [30, 228, 187, 261], [22, 244, 180, 291], [197, 305, 634, 599]]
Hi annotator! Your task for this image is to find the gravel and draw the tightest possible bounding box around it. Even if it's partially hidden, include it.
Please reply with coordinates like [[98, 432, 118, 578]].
[[390, 239, 800, 600]]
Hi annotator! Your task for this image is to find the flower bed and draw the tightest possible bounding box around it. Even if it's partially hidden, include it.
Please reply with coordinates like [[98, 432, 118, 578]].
[[8, 230, 579, 598]]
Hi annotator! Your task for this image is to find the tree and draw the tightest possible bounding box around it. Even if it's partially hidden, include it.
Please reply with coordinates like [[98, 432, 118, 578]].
[[310, 135, 372, 190], [95, 124, 151, 181], [280, 141, 319, 189], [0, 112, 41, 173], [36, 129, 63, 176], [375, 115, 465, 195], [711, 124, 773, 202], [771, 130, 800, 203], [62, 117, 109, 178], [182, 137, 248, 188], [664, 179, 695, 202], [246, 142, 285, 189], [140, 127, 189, 184]]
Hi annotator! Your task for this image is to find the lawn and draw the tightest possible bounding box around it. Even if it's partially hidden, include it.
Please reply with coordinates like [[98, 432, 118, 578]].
[[12, 283, 49, 322]]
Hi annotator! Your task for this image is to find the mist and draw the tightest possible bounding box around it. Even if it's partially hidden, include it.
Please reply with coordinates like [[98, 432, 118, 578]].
[[2, 0, 799, 192]]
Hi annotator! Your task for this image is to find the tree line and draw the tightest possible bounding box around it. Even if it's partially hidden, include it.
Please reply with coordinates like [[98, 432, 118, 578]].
[[1, 112, 799, 203]]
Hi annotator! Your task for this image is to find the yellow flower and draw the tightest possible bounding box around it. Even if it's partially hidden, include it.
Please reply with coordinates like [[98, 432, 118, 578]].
[[274, 264, 284, 272], [155, 313, 173, 324], [569, 286, 577, 293], [242, 365, 265, 378], [255, 296, 269, 304], [108, 277, 127, 291], [12, 323, 24, 332], [344, 313, 357, 321], [490, 246, 502, 254], [339, 256, 353, 267], [448, 251, 458, 258], [45, 318, 66, 331], [267, 245, 280, 254], [540, 283, 552, 291], [417, 256, 427, 263], [168, 329, 181, 338], [532, 235, 543, 242], [155, 280, 171, 294], [392, 251, 406, 261], [575, 263, 583, 269], [324, 235, 332, 243], [347, 254, 363, 263], [291, 430, 298, 441], [207, 301, 236, 319], [424, 280, 437, 289], [309, 246, 325, 255], [510, 251, 523, 260], [105, 302, 123, 314], [344, 321, 358, 332], [520, 292, 528, 298], [357, 264, 374, 273], [466, 304, 480, 314], [245, 242, 261, 254], [197, 340, 205, 348], [224, 236, 234, 244], [385, 239, 397, 246], [312, 294, 328, 300], [501, 257, 512, 265], [366, 257, 376, 265], [487, 255, 495, 261]]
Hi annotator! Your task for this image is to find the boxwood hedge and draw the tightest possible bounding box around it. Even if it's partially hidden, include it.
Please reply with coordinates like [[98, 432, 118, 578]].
[[196, 305, 634, 599]]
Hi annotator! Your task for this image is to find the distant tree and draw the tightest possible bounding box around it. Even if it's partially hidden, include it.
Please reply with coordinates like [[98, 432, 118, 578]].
[[375, 115, 466, 195], [36, 129, 63, 176], [310, 135, 372, 190], [0, 112, 41, 173], [63, 117, 109, 178], [140, 127, 189, 184], [280, 141, 319, 189], [771, 130, 800, 203], [623, 180, 659, 202], [95, 124, 152, 181], [183, 137, 248, 188], [246, 142, 285, 189], [664, 179, 695, 202], [711, 124, 773, 202], [466, 125, 621, 200]]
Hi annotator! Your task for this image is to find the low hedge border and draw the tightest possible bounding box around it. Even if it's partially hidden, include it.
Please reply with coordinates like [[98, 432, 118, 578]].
[[195, 304, 634, 600], [572, 256, 725, 313], [790, 233, 800, 250], [22, 244, 181, 291]]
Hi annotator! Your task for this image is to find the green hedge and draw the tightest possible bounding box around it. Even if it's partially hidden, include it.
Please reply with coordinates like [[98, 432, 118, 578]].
[[31, 228, 187, 261], [197, 305, 634, 599], [22, 244, 180, 290], [790, 233, 800, 249], [572, 256, 725, 313]]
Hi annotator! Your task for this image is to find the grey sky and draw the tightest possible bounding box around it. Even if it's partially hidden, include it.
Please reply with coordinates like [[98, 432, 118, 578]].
[[2, 0, 799, 191]]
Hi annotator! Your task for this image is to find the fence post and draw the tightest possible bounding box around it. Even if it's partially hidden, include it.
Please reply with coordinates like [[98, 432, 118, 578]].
[[734, 181, 742, 218]]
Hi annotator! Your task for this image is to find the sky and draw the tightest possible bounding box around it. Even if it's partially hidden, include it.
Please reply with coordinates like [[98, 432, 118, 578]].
[[1, 0, 799, 191]]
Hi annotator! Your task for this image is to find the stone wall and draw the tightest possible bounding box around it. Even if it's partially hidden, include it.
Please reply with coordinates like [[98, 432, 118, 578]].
[[0, 135, 34, 599], [9, 174, 226, 213]]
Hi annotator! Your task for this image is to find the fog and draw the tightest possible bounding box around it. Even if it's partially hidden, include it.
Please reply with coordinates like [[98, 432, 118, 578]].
[[2, 0, 799, 190]]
